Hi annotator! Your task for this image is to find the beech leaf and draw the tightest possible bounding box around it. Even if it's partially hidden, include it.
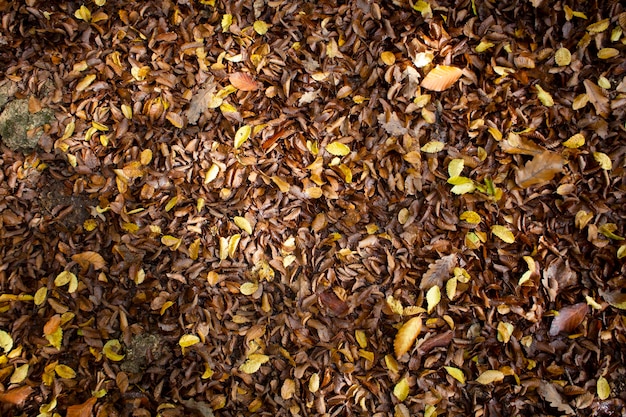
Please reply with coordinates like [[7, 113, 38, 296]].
[[229, 72, 259, 91], [549, 303, 588, 336], [515, 151, 563, 188], [420, 254, 457, 290], [475, 370, 505, 385], [394, 316, 422, 358], [421, 65, 463, 91], [583, 79, 609, 117], [72, 251, 106, 270], [66, 397, 97, 417]]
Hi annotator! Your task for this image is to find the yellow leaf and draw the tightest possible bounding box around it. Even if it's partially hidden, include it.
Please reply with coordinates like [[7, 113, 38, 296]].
[[228, 234, 241, 258], [74, 5, 91, 21], [304, 187, 323, 199], [240, 282, 259, 296], [598, 48, 619, 59], [131, 65, 150, 81], [421, 141, 445, 153], [450, 181, 476, 195], [326, 141, 351, 156], [121, 104, 133, 119], [271, 176, 290, 192], [380, 51, 396, 65], [202, 363, 214, 379], [204, 163, 220, 184], [497, 322, 514, 343], [426, 285, 441, 313], [234, 125, 252, 149], [83, 219, 97, 231], [239, 353, 270, 374], [10, 364, 29, 384], [535, 85, 554, 106], [253, 20, 269, 35], [488, 126, 503, 141], [598, 76, 611, 90], [55, 271, 76, 287], [234, 216, 253, 234], [166, 112, 184, 128], [444, 366, 465, 384], [491, 225, 515, 243], [103, 339, 125, 361], [421, 65, 462, 91], [386, 295, 404, 316], [45, 327, 63, 350], [475, 41, 494, 52], [446, 277, 457, 300], [412, 0, 432, 18], [587, 19, 609, 33], [598, 223, 624, 240], [385, 354, 400, 374], [309, 373, 320, 393], [585, 296, 602, 310], [34, 287, 48, 306], [355, 330, 367, 348], [448, 159, 464, 178], [618, 245, 626, 259], [563, 133, 585, 148], [179, 334, 200, 349], [459, 211, 481, 224], [221, 14, 232, 32], [593, 152, 612, 170], [161, 235, 181, 250], [572, 93, 589, 110], [393, 377, 410, 401], [165, 196, 178, 212], [394, 316, 422, 358], [72, 251, 106, 270], [476, 370, 505, 385], [54, 364, 76, 379], [597, 376, 610, 400], [76, 74, 96, 92], [554, 48, 571, 66]]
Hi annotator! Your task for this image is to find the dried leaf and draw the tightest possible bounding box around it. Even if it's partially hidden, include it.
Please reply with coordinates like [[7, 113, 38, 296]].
[[377, 110, 407, 136], [234, 216, 253, 234], [599, 288, 626, 310], [0, 330, 13, 353], [448, 159, 464, 177], [186, 79, 216, 124], [593, 152, 612, 170], [549, 303, 588, 336], [234, 125, 252, 149], [381, 51, 396, 65], [583, 79, 609, 117], [179, 334, 200, 348], [394, 316, 422, 358], [0, 386, 33, 405], [563, 133, 585, 148], [309, 373, 320, 393], [240, 282, 259, 296], [54, 364, 76, 379], [422, 141, 445, 153], [229, 72, 259, 91], [426, 286, 441, 313], [103, 339, 125, 361], [253, 20, 269, 35], [72, 251, 106, 270], [501, 132, 544, 155], [515, 151, 563, 188], [538, 381, 575, 414], [76, 74, 96, 92], [475, 370, 505, 385], [66, 397, 97, 417], [421, 65, 463, 91], [326, 141, 351, 156], [460, 211, 481, 224], [535, 85, 554, 107], [420, 254, 457, 290], [497, 322, 514, 343], [10, 364, 29, 384], [555, 48, 571, 66]]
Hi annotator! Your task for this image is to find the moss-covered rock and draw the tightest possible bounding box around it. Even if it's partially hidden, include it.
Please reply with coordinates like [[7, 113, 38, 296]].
[[0, 98, 53, 151]]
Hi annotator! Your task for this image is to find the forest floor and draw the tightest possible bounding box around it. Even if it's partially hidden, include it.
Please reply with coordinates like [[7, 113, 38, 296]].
[[0, 1, 625, 416]]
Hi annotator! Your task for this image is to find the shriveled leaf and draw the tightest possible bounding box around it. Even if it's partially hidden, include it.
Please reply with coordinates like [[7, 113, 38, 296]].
[[491, 225, 515, 243], [501, 132, 544, 155], [476, 370, 505, 385], [229, 72, 259, 91], [583, 79, 609, 117], [597, 377, 611, 400], [326, 141, 351, 156], [444, 366, 466, 384], [420, 254, 457, 290], [394, 316, 422, 358], [393, 377, 409, 401], [426, 286, 441, 313], [549, 303, 588, 336], [538, 381, 575, 415], [239, 353, 270, 374], [103, 339, 125, 361], [377, 110, 407, 136], [421, 65, 463, 91], [72, 251, 106, 270], [515, 151, 563, 188]]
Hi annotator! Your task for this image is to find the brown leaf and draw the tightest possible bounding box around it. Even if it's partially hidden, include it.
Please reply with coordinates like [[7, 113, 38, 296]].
[[549, 303, 588, 336], [500, 133, 544, 156], [537, 381, 575, 414], [583, 79, 609, 118], [318, 291, 349, 317], [419, 254, 457, 290], [66, 397, 97, 417], [421, 65, 463, 91], [229, 72, 259, 91], [0, 385, 33, 405], [72, 251, 106, 270], [515, 151, 563, 188], [186, 77, 216, 125]]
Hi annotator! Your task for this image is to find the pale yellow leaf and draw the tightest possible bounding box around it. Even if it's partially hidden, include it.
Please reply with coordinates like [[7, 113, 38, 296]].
[[421, 141, 445, 153], [476, 370, 505, 385], [593, 152, 612, 170], [326, 141, 351, 156], [444, 366, 466, 384], [597, 376, 610, 400], [74, 5, 91, 21], [448, 159, 464, 178], [554, 48, 571, 66], [240, 282, 259, 296], [253, 20, 269, 35], [234, 125, 252, 149], [475, 41, 494, 52], [535, 85, 554, 107], [10, 364, 29, 384], [239, 353, 270, 374], [497, 322, 514, 343], [309, 373, 320, 393], [394, 316, 422, 358], [34, 287, 47, 306], [393, 377, 409, 401], [55, 271, 76, 287], [228, 234, 241, 258], [491, 225, 515, 243], [234, 216, 253, 234], [426, 285, 441, 313]]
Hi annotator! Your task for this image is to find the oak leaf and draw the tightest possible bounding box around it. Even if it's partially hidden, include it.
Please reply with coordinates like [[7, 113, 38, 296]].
[[515, 151, 563, 188]]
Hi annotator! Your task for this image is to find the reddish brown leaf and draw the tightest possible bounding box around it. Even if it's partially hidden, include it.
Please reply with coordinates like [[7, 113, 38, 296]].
[[229, 72, 259, 91], [0, 385, 33, 405], [72, 251, 106, 270], [66, 397, 97, 417], [549, 303, 588, 336], [515, 151, 563, 188], [318, 291, 348, 317]]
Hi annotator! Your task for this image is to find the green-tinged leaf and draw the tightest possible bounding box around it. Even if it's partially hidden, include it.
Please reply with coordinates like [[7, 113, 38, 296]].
[[585, 295, 602, 310], [491, 225, 515, 243], [426, 285, 441, 313], [598, 223, 624, 240], [597, 376, 610, 400], [448, 159, 464, 178], [326, 141, 351, 156], [451, 182, 476, 195], [476, 370, 505, 385], [34, 287, 48, 306], [422, 141, 445, 153], [618, 245, 626, 259], [444, 366, 466, 384], [424, 404, 437, 417], [475, 41, 494, 52], [497, 322, 514, 343], [393, 377, 410, 401]]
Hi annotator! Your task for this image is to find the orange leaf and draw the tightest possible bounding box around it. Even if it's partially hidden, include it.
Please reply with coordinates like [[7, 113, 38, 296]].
[[43, 314, 61, 336], [515, 151, 563, 188], [66, 397, 97, 417], [549, 303, 588, 336], [421, 65, 463, 91], [72, 251, 106, 270], [229, 72, 259, 91], [394, 316, 422, 358], [0, 385, 33, 405]]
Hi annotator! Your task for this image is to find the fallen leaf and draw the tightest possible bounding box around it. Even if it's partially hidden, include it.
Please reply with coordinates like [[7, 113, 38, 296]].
[[326, 141, 351, 156], [515, 151, 563, 188], [72, 251, 106, 270], [239, 354, 270, 374], [66, 397, 97, 417], [597, 376, 611, 400], [234, 125, 252, 149], [393, 377, 409, 401], [491, 225, 516, 244], [420, 254, 457, 290], [421, 65, 463, 91], [394, 316, 422, 358], [0, 385, 33, 405], [549, 303, 588, 336], [538, 381, 575, 414], [0, 330, 13, 353], [229, 72, 259, 91], [444, 366, 466, 384], [583, 79, 609, 117], [476, 370, 505, 385], [426, 285, 441, 313]]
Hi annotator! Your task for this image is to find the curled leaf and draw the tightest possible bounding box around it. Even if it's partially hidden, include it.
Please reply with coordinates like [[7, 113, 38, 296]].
[[72, 251, 106, 270], [103, 339, 125, 361]]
